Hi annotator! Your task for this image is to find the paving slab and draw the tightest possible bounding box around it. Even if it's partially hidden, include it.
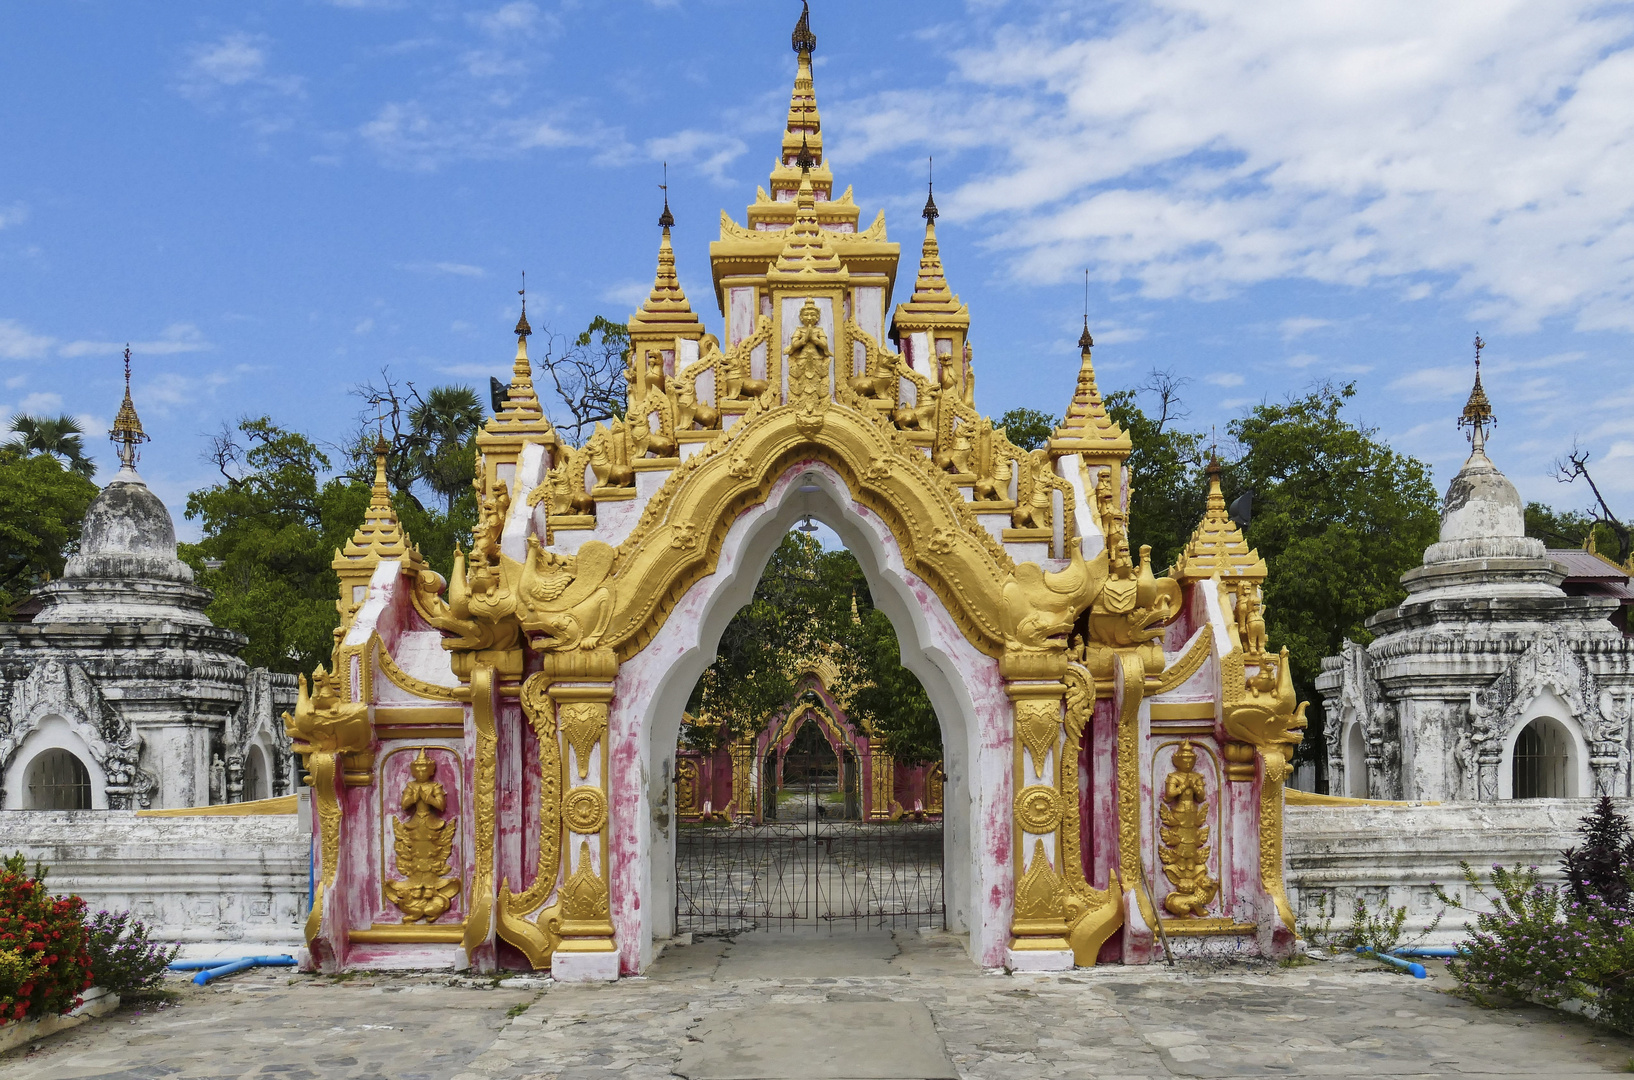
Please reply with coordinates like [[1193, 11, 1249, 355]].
[[6, 935, 1634, 1079], [676, 1001, 954, 1080]]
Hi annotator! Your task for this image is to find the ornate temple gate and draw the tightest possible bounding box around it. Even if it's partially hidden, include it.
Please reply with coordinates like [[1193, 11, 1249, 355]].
[[675, 720, 945, 934], [284, 5, 1305, 983]]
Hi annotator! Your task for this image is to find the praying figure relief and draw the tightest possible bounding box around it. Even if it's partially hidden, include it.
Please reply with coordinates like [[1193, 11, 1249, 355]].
[[785, 298, 831, 408], [385, 748, 462, 924], [1159, 741, 1218, 917]]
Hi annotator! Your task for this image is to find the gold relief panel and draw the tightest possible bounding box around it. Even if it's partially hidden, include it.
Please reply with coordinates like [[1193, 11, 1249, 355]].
[[1151, 740, 1221, 921], [376, 744, 466, 927]]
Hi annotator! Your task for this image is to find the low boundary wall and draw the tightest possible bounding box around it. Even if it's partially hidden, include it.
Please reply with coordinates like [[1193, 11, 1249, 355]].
[[5, 810, 309, 944]]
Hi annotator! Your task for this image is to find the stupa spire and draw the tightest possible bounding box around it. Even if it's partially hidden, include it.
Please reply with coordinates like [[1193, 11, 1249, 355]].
[[1458, 333, 1495, 454], [900, 165, 959, 315], [630, 172, 705, 340], [110, 345, 150, 470], [333, 433, 420, 624], [490, 276, 545, 424], [768, 1, 832, 198], [1172, 452, 1266, 582], [1047, 297, 1129, 457]]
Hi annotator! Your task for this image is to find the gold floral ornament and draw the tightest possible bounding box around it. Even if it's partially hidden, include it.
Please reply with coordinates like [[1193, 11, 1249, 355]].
[[562, 786, 608, 834], [385, 748, 463, 924], [1014, 784, 1063, 834], [1158, 741, 1217, 918]]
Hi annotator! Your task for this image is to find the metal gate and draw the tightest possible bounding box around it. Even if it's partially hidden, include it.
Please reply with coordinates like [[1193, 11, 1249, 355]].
[[675, 737, 944, 934]]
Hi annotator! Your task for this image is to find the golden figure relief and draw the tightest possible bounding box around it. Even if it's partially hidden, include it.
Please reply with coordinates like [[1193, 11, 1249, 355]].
[[1158, 741, 1217, 918], [785, 298, 832, 413], [676, 758, 701, 818], [385, 749, 463, 924], [518, 537, 616, 653]]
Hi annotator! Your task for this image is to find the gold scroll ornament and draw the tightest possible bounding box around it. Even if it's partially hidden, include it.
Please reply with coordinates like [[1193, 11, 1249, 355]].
[[385, 748, 462, 923]]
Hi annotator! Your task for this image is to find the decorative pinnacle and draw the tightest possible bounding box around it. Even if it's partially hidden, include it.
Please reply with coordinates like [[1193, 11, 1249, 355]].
[[791, 0, 816, 55], [795, 133, 816, 173], [658, 162, 674, 229], [923, 157, 939, 224], [1078, 269, 1093, 350], [515, 272, 531, 338], [1458, 332, 1494, 450], [110, 344, 150, 469]]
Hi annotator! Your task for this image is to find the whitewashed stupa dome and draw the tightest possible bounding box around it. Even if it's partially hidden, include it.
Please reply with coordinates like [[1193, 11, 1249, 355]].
[[64, 465, 195, 584]]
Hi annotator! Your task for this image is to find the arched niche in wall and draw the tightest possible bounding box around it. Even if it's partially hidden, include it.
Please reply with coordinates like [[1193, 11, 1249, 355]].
[[1343, 722, 1368, 799], [1498, 690, 1589, 800], [2, 715, 109, 810]]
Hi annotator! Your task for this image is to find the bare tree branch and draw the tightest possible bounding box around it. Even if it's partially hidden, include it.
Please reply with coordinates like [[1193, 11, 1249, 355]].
[[1139, 368, 1192, 435], [1554, 442, 1631, 562], [534, 318, 629, 446]]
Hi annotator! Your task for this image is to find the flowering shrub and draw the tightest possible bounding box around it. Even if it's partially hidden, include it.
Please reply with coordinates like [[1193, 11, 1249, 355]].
[[84, 909, 178, 996], [1437, 797, 1634, 1033], [0, 853, 92, 1026]]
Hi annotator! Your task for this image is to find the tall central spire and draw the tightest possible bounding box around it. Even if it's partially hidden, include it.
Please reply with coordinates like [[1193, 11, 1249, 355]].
[[110, 345, 150, 471], [769, 1, 831, 201]]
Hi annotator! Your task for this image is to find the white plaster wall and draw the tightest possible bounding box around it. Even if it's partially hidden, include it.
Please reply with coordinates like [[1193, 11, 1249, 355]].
[[1285, 800, 1607, 946], [5, 811, 307, 943], [2, 716, 108, 809], [608, 461, 1010, 974]]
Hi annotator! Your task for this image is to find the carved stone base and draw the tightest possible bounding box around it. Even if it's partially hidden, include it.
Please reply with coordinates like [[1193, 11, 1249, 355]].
[[551, 950, 619, 982], [1005, 947, 1073, 973]]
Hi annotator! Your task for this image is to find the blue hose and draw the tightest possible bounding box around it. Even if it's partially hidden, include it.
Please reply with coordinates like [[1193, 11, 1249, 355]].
[[1357, 946, 1427, 978], [1391, 946, 1464, 958], [168, 955, 297, 984]]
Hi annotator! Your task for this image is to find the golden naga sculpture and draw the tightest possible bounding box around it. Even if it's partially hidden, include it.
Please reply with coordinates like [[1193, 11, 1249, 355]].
[[414, 467, 526, 679], [1221, 639, 1309, 783], [1159, 741, 1217, 917], [283, 664, 370, 760], [1000, 540, 1105, 653], [385, 748, 462, 924], [517, 537, 617, 653]]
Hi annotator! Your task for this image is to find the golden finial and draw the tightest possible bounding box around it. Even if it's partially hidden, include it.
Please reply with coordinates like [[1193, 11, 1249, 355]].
[[110, 344, 150, 470], [658, 162, 675, 229], [1079, 270, 1093, 351], [1458, 332, 1494, 452], [795, 133, 816, 173], [923, 157, 939, 224], [631, 173, 702, 327], [1172, 451, 1265, 582], [515, 272, 531, 339], [791, 0, 816, 55]]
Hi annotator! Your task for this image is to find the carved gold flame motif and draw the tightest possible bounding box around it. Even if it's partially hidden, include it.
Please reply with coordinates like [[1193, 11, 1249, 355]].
[[385, 748, 462, 924], [1159, 741, 1217, 918]]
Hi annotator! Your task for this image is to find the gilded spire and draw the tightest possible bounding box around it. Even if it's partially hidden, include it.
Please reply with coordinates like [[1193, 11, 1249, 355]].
[[334, 434, 420, 605], [488, 281, 549, 431], [767, 171, 849, 282], [110, 345, 150, 470], [771, 1, 829, 196], [1048, 323, 1130, 457], [898, 182, 961, 317], [1172, 454, 1266, 582], [1458, 332, 1495, 453], [629, 179, 704, 336]]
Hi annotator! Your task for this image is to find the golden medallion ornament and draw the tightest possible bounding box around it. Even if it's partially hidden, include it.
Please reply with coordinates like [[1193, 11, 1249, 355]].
[[563, 786, 608, 834], [1014, 784, 1063, 834]]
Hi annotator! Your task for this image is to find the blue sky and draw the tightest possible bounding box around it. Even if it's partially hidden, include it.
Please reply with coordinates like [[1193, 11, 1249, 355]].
[[3, 0, 1632, 541]]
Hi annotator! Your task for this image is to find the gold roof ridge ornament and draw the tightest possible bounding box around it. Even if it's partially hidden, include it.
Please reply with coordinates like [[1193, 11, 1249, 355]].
[[333, 434, 422, 625], [893, 162, 968, 327], [1458, 332, 1495, 455], [1171, 453, 1266, 583], [110, 345, 150, 470], [486, 280, 550, 432], [1047, 311, 1130, 458]]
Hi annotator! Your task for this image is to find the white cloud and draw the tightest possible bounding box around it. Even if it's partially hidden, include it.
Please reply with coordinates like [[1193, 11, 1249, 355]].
[[1279, 316, 1332, 341], [0, 203, 27, 230], [472, 2, 544, 37], [647, 129, 750, 186], [1285, 353, 1320, 369], [1389, 365, 1471, 397], [439, 362, 501, 377], [354, 318, 375, 334], [358, 100, 627, 170], [179, 32, 303, 103], [1205, 371, 1245, 387], [1091, 326, 1146, 345], [0, 319, 54, 360], [600, 280, 649, 308], [402, 260, 487, 278], [841, 1, 1634, 332], [58, 323, 212, 360], [16, 392, 63, 414]]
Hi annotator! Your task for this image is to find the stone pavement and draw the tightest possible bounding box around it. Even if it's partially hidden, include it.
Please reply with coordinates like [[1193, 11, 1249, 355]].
[[6, 930, 1634, 1079]]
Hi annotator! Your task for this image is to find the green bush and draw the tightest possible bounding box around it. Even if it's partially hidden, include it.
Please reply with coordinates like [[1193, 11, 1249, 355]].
[[84, 910, 178, 996]]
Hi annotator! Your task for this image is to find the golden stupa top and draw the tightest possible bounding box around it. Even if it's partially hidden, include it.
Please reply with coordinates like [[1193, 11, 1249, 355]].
[[483, 302, 557, 442], [1047, 326, 1131, 457], [1172, 459, 1265, 582], [335, 436, 421, 572], [767, 4, 835, 205], [766, 172, 850, 285], [1457, 334, 1495, 451], [628, 198, 704, 340], [892, 186, 969, 332], [110, 346, 151, 469]]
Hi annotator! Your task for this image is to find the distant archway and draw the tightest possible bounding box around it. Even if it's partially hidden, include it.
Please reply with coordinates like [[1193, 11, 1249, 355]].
[[1343, 722, 1367, 798]]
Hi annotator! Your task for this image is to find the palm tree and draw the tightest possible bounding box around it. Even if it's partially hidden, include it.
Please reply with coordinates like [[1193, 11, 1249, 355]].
[[408, 386, 484, 512], [9, 414, 95, 478]]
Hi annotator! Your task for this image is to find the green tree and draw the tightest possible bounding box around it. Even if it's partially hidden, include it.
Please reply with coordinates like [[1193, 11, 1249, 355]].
[[1105, 370, 1207, 570], [0, 446, 99, 613], [1525, 502, 1614, 551], [995, 407, 1057, 452], [7, 413, 94, 479], [846, 604, 941, 765], [183, 418, 364, 673], [408, 385, 484, 513], [1225, 383, 1441, 776]]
